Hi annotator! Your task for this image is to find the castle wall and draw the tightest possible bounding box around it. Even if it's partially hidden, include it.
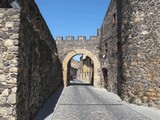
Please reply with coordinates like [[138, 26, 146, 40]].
[[0, 8, 20, 120], [56, 37, 103, 87], [119, 0, 160, 108], [100, 0, 118, 93], [56, 36, 100, 61], [101, 0, 160, 108], [0, 0, 63, 119]]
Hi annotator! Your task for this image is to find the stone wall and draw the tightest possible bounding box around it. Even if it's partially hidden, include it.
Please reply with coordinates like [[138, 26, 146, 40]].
[[56, 36, 103, 87], [119, 0, 160, 108], [17, 13, 63, 120], [0, 0, 63, 119], [56, 36, 100, 61], [100, 0, 118, 93], [100, 0, 160, 108], [0, 8, 20, 120]]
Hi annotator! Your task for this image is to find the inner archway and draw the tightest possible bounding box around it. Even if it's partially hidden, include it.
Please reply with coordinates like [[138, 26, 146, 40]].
[[68, 54, 94, 85], [62, 49, 101, 87]]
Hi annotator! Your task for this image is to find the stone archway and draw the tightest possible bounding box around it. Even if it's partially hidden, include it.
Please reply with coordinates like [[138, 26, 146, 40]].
[[62, 49, 101, 87]]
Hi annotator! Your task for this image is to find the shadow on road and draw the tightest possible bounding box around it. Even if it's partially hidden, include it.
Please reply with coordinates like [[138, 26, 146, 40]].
[[70, 83, 92, 86], [34, 87, 64, 120], [69, 79, 92, 86]]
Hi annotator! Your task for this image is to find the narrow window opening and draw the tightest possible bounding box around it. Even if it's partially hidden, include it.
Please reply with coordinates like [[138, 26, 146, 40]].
[[105, 43, 108, 53], [102, 68, 108, 89], [117, 42, 122, 55], [112, 12, 117, 27]]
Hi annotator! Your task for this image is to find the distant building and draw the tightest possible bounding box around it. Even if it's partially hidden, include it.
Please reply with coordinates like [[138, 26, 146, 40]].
[[77, 55, 94, 84], [69, 59, 80, 80]]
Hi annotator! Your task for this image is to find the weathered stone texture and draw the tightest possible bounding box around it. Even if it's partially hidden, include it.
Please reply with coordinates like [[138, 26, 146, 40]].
[[56, 36, 103, 87], [18, 6, 62, 120], [0, 8, 20, 119], [119, 0, 160, 108], [100, 0, 118, 93], [56, 36, 100, 61], [100, 0, 160, 108], [0, 1, 63, 120]]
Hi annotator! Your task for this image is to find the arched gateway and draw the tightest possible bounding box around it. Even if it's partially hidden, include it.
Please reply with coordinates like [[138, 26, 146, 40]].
[[56, 36, 103, 87], [63, 49, 101, 87]]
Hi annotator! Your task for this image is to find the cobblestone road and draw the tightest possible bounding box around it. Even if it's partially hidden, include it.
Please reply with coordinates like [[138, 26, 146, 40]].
[[51, 80, 150, 120]]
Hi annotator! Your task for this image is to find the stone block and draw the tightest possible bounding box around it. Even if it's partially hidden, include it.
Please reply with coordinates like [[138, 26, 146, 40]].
[[143, 96, 148, 102], [2, 117, 16, 120], [7, 107, 13, 115], [5, 54, 14, 60], [148, 89, 154, 92], [0, 32, 9, 39], [2, 27, 9, 32], [0, 63, 4, 70], [10, 34, 19, 39], [4, 39, 13, 47], [10, 59, 18, 67], [150, 97, 157, 101], [6, 78, 17, 84], [141, 31, 149, 35], [150, 92, 156, 97], [11, 87, 17, 93], [0, 74, 5, 81], [8, 94, 16, 105], [5, 22, 14, 28], [0, 95, 7, 103], [2, 89, 9, 96], [10, 74, 17, 78], [12, 15, 19, 19], [0, 70, 3, 74], [0, 107, 7, 116], [133, 97, 142, 105], [8, 117, 16, 120], [10, 67, 18, 73], [8, 46, 18, 52], [1, 82, 7, 85], [134, 16, 141, 23]]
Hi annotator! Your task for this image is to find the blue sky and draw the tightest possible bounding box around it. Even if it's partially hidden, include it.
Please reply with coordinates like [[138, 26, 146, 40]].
[[35, 0, 109, 39], [35, 0, 110, 60]]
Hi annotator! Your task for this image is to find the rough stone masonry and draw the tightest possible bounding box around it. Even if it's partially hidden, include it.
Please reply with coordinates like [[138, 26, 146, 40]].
[[56, 35, 103, 87], [100, 0, 160, 108], [0, 0, 63, 120]]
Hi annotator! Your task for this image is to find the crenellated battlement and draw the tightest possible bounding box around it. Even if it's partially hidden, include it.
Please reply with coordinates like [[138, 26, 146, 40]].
[[56, 28, 101, 41], [56, 36, 98, 41]]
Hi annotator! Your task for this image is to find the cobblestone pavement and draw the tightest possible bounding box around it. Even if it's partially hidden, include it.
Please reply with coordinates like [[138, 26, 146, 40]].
[[51, 79, 150, 120]]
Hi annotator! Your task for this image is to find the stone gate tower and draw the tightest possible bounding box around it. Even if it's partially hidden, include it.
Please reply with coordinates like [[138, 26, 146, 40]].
[[100, 0, 160, 108], [56, 33, 103, 87]]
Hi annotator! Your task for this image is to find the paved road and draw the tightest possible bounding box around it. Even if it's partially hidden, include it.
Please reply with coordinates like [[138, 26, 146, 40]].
[[35, 79, 160, 120], [50, 80, 150, 120]]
